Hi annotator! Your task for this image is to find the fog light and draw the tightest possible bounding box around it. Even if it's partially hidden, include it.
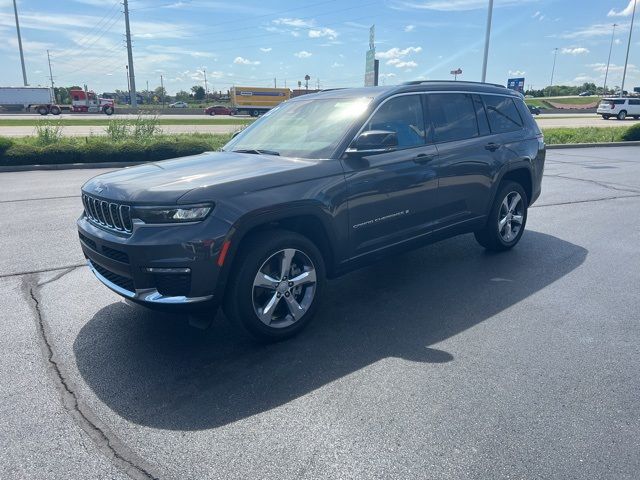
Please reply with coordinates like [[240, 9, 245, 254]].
[[144, 267, 191, 274]]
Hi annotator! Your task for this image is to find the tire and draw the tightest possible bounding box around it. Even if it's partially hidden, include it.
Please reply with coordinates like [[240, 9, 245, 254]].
[[37, 106, 48, 116], [50, 106, 61, 115], [617, 110, 627, 120], [103, 106, 114, 116], [209, 111, 215, 116], [223, 230, 325, 342], [251, 110, 259, 117], [602, 115, 610, 120], [474, 181, 528, 252]]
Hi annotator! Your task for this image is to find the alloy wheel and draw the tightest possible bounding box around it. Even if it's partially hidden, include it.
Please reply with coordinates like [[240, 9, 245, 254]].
[[498, 192, 524, 243], [252, 248, 317, 328]]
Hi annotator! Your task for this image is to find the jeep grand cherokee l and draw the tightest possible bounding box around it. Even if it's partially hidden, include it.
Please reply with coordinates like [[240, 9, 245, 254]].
[[78, 81, 545, 341]]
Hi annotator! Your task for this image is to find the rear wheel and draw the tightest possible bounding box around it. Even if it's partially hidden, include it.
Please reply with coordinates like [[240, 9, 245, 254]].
[[251, 109, 260, 117], [617, 110, 627, 120], [37, 106, 48, 115], [50, 105, 61, 115], [209, 111, 215, 116], [475, 181, 528, 252], [223, 230, 325, 341], [602, 115, 610, 120]]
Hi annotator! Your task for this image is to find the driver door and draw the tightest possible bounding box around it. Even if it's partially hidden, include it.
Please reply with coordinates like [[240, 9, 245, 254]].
[[341, 94, 440, 257]]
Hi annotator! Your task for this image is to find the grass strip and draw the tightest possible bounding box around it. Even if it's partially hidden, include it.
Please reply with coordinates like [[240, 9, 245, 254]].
[[0, 118, 253, 127]]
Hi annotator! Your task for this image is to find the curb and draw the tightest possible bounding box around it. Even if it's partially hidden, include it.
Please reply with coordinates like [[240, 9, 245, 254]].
[[546, 141, 640, 149], [2, 142, 640, 172]]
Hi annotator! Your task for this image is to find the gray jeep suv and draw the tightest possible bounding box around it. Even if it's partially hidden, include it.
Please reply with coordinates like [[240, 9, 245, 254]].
[[78, 81, 545, 340]]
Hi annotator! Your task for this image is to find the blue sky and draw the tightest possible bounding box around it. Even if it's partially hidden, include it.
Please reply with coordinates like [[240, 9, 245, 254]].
[[0, 0, 638, 94]]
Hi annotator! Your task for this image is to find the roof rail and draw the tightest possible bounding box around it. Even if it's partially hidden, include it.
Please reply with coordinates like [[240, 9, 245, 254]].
[[402, 79, 506, 89]]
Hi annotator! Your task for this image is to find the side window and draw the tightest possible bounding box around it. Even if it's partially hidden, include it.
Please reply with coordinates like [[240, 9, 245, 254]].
[[428, 93, 479, 143], [628, 99, 640, 105], [473, 95, 491, 136], [483, 95, 523, 133], [364, 95, 426, 149]]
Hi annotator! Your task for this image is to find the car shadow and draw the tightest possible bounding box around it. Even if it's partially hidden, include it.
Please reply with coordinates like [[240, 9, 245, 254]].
[[73, 231, 587, 431]]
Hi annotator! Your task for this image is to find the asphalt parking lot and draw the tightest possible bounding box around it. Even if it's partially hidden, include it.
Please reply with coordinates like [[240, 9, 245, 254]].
[[1, 146, 639, 480]]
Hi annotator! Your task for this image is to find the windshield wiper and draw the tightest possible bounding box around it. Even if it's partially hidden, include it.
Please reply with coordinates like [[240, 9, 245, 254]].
[[232, 149, 280, 156]]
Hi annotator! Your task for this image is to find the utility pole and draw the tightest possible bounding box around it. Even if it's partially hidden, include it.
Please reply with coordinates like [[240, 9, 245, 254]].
[[160, 74, 165, 109], [47, 50, 55, 91], [549, 47, 559, 94], [126, 65, 130, 102], [12, 0, 28, 86], [274, 77, 277, 88], [203, 69, 208, 100], [317, 78, 320, 89], [603, 23, 618, 96], [481, 0, 494, 82], [123, 0, 137, 107], [621, 0, 637, 97]]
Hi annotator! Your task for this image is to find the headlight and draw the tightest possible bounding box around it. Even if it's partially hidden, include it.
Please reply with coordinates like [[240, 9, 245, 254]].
[[133, 204, 213, 223]]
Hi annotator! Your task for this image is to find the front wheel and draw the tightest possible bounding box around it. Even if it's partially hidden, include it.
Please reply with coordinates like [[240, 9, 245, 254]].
[[209, 111, 215, 116], [223, 230, 325, 341], [103, 106, 114, 115], [475, 181, 528, 251], [617, 110, 627, 120]]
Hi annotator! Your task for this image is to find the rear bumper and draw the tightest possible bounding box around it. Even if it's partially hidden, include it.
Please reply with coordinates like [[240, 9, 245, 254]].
[[77, 214, 229, 311]]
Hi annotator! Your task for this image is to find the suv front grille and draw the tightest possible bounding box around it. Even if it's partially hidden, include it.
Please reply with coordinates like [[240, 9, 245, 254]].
[[82, 193, 133, 233]]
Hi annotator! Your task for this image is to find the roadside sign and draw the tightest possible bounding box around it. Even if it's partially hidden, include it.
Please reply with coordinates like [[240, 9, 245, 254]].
[[507, 77, 525, 93]]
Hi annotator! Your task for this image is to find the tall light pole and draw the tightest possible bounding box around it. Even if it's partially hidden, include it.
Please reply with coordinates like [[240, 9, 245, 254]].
[[549, 47, 559, 94], [621, 0, 637, 97], [481, 0, 494, 83], [123, 0, 137, 107], [603, 23, 618, 96], [12, 0, 28, 86]]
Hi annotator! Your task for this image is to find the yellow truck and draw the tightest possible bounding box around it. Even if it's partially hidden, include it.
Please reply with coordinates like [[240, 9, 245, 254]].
[[230, 86, 290, 117]]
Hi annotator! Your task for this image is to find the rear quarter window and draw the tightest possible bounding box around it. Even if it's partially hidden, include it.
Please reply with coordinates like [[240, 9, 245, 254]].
[[483, 95, 523, 134]]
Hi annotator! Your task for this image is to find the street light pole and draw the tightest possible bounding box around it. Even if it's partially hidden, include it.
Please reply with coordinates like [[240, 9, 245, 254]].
[[549, 47, 559, 95], [603, 23, 618, 96], [620, 0, 637, 97], [12, 0, 28, 86], [481, 0, 494, 83]]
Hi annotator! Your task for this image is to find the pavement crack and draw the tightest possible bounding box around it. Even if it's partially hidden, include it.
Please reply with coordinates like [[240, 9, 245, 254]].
[[22, 273, 164, 480], [544, 173, 640, 194], [0, 263, 87, 280], [532, 194, 640, 208]]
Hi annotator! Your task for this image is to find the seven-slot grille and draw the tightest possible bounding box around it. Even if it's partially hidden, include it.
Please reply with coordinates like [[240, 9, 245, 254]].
[[82, 193, 133, 233]]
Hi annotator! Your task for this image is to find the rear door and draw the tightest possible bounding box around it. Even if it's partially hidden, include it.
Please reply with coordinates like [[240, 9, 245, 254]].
[[426, 92, 500, 226], [342, 94, 440, 257]]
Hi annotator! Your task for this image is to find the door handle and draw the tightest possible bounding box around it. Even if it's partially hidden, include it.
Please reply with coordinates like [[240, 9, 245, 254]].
[[485, 142, 501, 152], [413, 153, 436, 164]]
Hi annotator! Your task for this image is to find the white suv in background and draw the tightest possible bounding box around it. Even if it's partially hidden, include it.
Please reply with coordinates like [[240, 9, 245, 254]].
[[597, 98, 640, 120]]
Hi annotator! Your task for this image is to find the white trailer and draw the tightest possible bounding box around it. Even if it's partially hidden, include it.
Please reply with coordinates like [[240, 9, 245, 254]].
[[0, 87, 56, 113]]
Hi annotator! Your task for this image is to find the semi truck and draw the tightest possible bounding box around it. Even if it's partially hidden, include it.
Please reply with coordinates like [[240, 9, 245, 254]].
[[0, 87, 114, 115], [230, 86, 290, 116]]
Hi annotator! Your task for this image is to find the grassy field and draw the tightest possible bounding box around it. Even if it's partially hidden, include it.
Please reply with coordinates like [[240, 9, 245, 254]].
[[525, 96, 600, 109], [0, 118, 253, 127]]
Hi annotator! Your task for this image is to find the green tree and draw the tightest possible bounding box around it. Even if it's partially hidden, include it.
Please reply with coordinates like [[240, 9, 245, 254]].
[[175, 90, 190, 101], [191, 85, 205, 100]]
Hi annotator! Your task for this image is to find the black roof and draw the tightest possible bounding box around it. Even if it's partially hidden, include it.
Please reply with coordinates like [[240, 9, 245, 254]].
[[294, 80, 515, 103]]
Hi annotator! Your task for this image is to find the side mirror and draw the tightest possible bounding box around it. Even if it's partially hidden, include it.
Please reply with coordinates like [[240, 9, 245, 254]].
[[346, 130, 398, 156]]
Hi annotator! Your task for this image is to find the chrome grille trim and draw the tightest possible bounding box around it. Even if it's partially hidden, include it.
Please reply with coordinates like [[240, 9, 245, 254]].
[[82, 193, 133, 233]]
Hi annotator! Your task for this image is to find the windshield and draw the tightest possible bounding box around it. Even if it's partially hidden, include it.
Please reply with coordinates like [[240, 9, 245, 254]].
[[223, 96, 372, 159]]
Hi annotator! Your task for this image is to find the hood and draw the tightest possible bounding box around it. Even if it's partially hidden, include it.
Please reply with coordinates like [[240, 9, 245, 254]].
[[82, 151, 318, 204]]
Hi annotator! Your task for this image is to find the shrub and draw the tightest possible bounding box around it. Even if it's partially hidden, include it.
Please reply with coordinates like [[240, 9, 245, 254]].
[[621, 123, 640, 141], [0, 136, 12, 155], [105, 118, 130, 141], [34, 121, 63, 145]]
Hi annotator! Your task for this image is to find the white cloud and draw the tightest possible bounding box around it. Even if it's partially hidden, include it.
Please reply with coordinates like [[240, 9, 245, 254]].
[[294, 50, 312, 58], [561, 47, 590, 55], [509, 70, 526, 76], [404, 24, 416, 32], [273, 17, 314, 28], [331, 62, 344, 68], [309, 27, 338, 39], [559, 23, 624, 39], [392, 0, 538, 12], [608, 0, 638, 17], [260, 47, 272, 52], [233, 56, 260, 65], [388, 58, 418, 69], [532, 11, 540, 18], [377, 46, 422, 60], [379, 73, 397, 79]]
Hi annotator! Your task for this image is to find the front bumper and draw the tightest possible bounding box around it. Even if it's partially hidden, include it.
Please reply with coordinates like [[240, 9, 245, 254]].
[[77, 214, 228, 310]]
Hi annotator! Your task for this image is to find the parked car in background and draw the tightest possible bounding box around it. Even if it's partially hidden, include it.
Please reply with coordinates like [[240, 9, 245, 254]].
[[78, 80, 545, 341], [597, 98, 640, 120], [578, 91, 593, 97], [169, 101, 188, 108], [204, 105, 236, 116], [527, 105, 541, 115]]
